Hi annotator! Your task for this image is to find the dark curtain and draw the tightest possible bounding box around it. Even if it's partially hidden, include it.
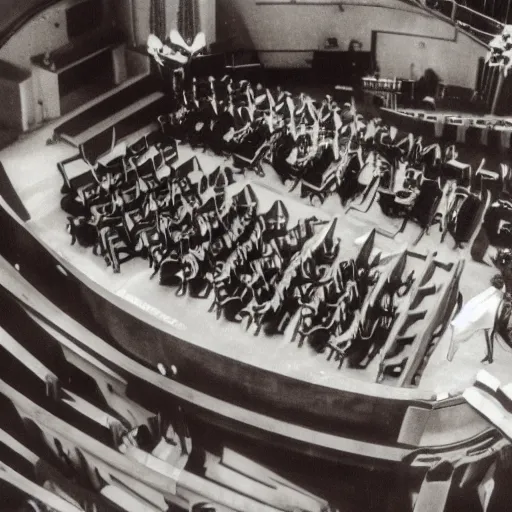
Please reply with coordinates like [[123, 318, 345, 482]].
[[150, 0, 166, 41], [178, 0, 200, 44]]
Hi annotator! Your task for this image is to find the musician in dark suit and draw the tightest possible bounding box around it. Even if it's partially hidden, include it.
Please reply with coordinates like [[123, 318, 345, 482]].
[[415, 68, 440, 110]]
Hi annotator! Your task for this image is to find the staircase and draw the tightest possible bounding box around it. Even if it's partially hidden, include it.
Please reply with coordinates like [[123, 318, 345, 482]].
[[53, 74, 166, 148]]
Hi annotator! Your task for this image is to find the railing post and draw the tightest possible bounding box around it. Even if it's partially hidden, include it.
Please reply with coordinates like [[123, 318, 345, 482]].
[[451, 0, 457, 21], [491, 71, 505, 115]]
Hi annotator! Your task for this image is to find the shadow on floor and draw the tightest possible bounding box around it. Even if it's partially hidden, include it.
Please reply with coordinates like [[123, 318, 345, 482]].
[[0, 125, 19, 152]]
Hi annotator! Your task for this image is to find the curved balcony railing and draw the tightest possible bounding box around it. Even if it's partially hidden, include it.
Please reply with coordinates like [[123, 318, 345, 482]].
[[0, 1, 60, 50], [425, 0, 505, 44]]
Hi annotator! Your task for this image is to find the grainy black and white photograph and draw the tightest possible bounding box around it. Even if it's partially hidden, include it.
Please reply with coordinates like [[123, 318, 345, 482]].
[[0, 0, 512, 511]]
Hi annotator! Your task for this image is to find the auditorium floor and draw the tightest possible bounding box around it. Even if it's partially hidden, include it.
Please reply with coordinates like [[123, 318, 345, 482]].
[[0, 121, 416, 394], [2, 105, 512, 399]]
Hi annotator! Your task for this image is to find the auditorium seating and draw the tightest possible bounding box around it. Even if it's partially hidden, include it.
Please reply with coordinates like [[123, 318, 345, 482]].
[[55, 76, 497, 382]]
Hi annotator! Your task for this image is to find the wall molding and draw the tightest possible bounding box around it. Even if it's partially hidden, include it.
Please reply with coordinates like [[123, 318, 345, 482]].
[[371, 29, 458, 55], [253, 49, 316, 52], [370, 27, 486, 88], [370, 23, 489, 58], [257, 1, 348, 3], [256, 2, 490, 54], [256, 1, 433, 17], [257, 0, 418, 5], [369, 29, 457, 81]]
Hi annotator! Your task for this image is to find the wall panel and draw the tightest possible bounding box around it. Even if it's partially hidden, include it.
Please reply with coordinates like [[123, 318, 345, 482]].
[[0, 0, 120, 129], [222, 0, 488, 87], [375, 30, 485, 89]]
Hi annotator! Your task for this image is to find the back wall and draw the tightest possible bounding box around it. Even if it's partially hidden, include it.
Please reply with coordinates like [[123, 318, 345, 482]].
[[218, 0, 488, 89]]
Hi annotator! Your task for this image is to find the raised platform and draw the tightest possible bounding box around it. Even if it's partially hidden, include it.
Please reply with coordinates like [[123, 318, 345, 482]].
[[381, 108, 512, 153]]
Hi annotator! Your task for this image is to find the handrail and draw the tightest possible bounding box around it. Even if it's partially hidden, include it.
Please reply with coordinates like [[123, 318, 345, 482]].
[[421, 0, 504, 44], [0, 0, 503, 56], [452, 2, 504, 43], [0, 1, 61, 51]]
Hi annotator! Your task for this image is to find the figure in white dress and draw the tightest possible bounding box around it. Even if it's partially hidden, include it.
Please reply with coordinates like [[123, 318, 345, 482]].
[[448, 249, 512, 363]]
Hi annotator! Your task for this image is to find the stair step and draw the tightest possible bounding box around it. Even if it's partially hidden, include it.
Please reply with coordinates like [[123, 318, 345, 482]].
[[54, 75, 161, 142]]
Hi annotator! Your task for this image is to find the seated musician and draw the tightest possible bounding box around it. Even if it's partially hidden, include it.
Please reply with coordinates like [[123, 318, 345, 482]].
[[318, 97, 340, 136], [66, 216, 98, 247], [295, 93, 317, 127], [288, 125, 315, 165], [254, 84, 274, 113], [414, 68, 440, 109], [394, 168, 420, 208], [493, 248, 512, 294], [274, 87, 293, 123]]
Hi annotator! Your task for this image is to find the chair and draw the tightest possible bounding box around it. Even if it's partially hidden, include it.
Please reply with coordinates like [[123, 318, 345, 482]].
[[132, 147, 167, 190], [57, 157, 98, 196], [442, 158, 471, 187], [346, 176, 380, 214], [300, 160, 339, 205], [57, 127, 118, 195], [475, 159, 503, 198], [502, 164, 512, 194], [232, 137, 272, 177], [440, 121, 457, 145], [80, 126, 118, 168], [198, 166, 235, 196], [158, 135, 179, 164], [465, 125, 482, 148], [128, 134, 150, 157], [175, 156, 204, 182], [410, 177, 443, 245], [443, 187, 484, 248], [488, 128, 504, 154]]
